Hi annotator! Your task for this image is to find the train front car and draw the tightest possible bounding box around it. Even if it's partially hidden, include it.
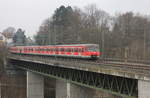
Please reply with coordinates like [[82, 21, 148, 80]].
[[85, 44, 100, 59]]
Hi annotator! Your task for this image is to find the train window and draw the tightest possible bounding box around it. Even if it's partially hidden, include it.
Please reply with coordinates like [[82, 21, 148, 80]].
[[53, 48, 56, 52], [66, 48, 68, 52], [49, 48, 52, 52], [72, 48, 73, 52], [51, 48, 53, 52], [68, 48, 71, 52], [87, 45, 99, 52], [66, 48, 69, 52], [75, 48, 78, 52], [81, 48, 84, 52], [84, 48, 87, 51], [56, 48, 59, 52], [63, 48, 65, 52], [46, 49, 50, 52], [67, 48, 70, 52], [78, 48, 81, 52], [60, 48, 64, 52]]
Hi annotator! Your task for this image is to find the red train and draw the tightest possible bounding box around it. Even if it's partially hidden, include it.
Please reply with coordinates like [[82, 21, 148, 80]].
[[10, 44, 101, 59]]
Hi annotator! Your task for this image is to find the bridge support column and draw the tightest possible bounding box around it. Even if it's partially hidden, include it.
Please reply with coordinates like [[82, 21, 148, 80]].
[[56, 80, 93, 98], [27, 71, 44, 98], [138, 80, 150, 98]]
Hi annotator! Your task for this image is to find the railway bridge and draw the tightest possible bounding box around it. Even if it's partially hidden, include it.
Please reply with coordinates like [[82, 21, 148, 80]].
[[8, 54, 150, 98]]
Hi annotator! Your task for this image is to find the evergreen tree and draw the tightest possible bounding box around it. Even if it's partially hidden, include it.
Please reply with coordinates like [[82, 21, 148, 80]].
[[13, 28, 26, 46]]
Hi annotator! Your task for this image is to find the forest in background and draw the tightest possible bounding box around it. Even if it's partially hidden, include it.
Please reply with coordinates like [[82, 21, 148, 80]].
[[34, 4, 150, 60], [2, 4, 150, 60]]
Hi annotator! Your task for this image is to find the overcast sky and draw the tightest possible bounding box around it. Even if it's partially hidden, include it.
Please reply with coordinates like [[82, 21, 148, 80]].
[[0, 0, 150, 37]]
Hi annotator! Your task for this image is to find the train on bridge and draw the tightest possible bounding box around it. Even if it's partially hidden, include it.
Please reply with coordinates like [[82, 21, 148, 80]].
[[9, 44, 101, 59]]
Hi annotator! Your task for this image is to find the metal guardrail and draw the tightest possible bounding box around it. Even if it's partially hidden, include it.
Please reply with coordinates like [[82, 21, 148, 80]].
[[8, 54, 150, 75]]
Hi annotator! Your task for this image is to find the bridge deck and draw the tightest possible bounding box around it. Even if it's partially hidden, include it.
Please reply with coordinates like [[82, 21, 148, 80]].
[[8, 54, 150, 81]]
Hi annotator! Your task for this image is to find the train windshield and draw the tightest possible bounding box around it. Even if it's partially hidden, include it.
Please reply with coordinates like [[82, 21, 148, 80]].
[[87, 45, 99, 52]]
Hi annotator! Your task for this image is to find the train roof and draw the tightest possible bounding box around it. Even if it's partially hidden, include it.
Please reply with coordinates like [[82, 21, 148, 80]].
[[12, 44, 99, 47], [55, 44, 98, 46]]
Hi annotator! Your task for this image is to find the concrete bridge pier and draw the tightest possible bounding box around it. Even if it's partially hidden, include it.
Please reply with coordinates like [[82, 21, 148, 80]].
[[27, 71, 44, 98], [138, 80, 150, 98], [56, 80, 95, 98]]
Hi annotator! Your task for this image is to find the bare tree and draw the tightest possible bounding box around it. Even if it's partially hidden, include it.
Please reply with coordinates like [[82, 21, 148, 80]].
[[80, 4, 111, 57], [111, 12, 150, 59]]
